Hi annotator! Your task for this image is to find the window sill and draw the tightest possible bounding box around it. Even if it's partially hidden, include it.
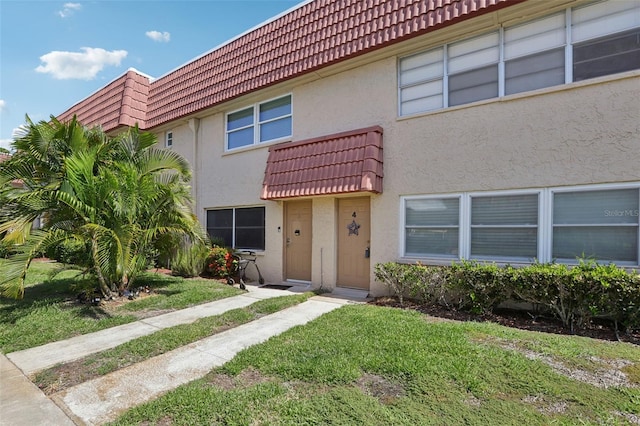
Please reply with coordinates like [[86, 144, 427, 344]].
[[222, 137, 292, 157], [397, 257, 640, 271]]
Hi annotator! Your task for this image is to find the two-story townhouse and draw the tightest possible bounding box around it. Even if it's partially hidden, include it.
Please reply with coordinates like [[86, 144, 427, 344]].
[[57, 0, 640, 297]]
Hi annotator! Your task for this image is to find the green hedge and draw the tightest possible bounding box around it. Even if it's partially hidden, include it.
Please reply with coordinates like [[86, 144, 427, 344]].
[[374, 260, 640, 334]]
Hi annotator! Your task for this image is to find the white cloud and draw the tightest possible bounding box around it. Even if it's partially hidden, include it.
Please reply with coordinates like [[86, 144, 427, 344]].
[[0, 99, 6, 113], [146, 31, 171, 42], [58, 3, 82, 18], [12, 125, 29, 140], [35, 47, 128, 80], [0, 138, 13, 152]]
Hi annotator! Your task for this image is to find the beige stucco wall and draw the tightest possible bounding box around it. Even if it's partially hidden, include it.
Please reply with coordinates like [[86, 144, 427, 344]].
[[181, 65, 640, 295], [162, 1, 640, 296]]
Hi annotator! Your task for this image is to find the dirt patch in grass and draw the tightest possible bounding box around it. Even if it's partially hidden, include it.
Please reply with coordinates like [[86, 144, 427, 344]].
[[355, 373, 406, 404], [35, 360, 93, 395], [522, 395, 569, 414], [497, 342, 637, 389], [207, 367, 275, 391]]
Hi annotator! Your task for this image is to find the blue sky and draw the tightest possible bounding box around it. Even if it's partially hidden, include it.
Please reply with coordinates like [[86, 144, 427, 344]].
[[0, 0, 304, 151]]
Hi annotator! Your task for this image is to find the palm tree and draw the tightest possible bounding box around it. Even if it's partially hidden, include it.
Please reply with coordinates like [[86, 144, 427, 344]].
[[0, 116, 207, 298]]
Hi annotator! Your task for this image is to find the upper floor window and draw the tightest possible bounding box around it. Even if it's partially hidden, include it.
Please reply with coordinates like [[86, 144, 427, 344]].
[[165, 131, 173, 148], [226, 95, 292, 150], [398, 0, 640, 116]]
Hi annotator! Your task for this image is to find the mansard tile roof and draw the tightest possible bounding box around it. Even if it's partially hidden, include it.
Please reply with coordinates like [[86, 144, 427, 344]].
[[58, 0, 519, 132], [261, 126, 383, 199], [57, 69, 150, 132]]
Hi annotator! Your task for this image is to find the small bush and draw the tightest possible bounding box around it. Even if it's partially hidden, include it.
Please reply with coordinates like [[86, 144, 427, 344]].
[[204, 246, 237, 279], [409, 263, 450, 306], [449, 261, 510, 314], [374, 262, 417, 305], [45, 238, 92, 266]]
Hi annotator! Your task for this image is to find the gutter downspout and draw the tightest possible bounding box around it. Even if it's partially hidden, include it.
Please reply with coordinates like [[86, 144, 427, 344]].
[[188, 118, 200, 220]]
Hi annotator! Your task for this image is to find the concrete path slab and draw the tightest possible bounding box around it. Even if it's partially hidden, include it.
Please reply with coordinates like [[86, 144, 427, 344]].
[[7, 286, 292, 376], [52, 297, 349, 426], [0, 354, 74, 426]]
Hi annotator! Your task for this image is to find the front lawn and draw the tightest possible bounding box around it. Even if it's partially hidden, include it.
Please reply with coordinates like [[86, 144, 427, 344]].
[[0, 260, 242, 353], [111, 304, 640, 425]]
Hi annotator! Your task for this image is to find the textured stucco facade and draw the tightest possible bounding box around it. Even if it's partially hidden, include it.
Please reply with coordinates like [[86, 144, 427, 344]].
[[159, 43, 639, 296], [57, 0, 640, 296]]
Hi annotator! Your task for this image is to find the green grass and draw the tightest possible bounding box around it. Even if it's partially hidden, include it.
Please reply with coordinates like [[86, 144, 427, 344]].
[[34, 293, 314, 393], [111, 305, 640, 426], [0, 260, 243, 353]]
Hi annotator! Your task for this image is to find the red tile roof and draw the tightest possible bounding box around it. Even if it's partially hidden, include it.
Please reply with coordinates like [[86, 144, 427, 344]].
[[261, 126, 383, 200], [57, 69, 150, 132], [58, 0, 520, 132], [0, 153, 23, 187]]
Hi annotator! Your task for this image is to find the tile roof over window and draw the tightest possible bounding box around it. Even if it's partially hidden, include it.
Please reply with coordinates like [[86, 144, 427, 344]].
[[57, 69, 150, 132], [261, 126, 383, 200], [58, 0, 519, 132]]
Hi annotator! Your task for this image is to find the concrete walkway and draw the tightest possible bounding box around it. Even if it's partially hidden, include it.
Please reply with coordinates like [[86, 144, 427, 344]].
[[1, 287, 358, 425]]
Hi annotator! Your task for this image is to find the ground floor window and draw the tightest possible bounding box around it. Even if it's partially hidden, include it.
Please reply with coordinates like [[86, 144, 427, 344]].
[[552, 188, 639, 263], [206, 207, 265, 250], [402, 183, 640, 265]]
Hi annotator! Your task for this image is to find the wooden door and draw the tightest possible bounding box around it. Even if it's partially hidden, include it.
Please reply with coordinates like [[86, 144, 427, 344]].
[[285, 200, 312, 281], [337, 198, 370, 289]]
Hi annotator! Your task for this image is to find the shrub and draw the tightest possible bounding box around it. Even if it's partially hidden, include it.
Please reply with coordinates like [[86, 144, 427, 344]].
[[409, 263, 450, 306], [579, 262, 640, 335], [449, 260, 510, 314], [374, 262, 417, 305], [204, 246, 237, 279], [511, 262, 594, 332], [374, 260, 640, 334], [171, 241, 209, 278], [45, 238, 92, 266]]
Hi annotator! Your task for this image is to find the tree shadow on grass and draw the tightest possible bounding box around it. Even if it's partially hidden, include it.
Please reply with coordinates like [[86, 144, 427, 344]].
[[0, 273, 113, 324]]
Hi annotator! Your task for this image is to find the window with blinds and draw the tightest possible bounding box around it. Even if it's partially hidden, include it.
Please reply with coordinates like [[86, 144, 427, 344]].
[[552, 188, 639, 263], [402, 184, 639, 265], [448, 32, 500, 106], [397, 0, 640, 116], [572, 0, 640, 81], [470, 194, 539, 260], [404, 197, 460, 258], [504, 13, 566, 95]]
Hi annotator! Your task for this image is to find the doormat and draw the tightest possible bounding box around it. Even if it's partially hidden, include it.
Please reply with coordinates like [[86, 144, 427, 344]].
[[261, 284, 293, 290]]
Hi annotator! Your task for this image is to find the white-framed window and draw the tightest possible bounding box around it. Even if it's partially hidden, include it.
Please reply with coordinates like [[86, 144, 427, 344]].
[[226, 95, 292, 150], [470, 193, 539, 260], [165, 131, 173, 148], [398, 0, 640, 115], [552, 187, 639, 263], [504, 13, 566, 95], [401, 183, 640, 266], [206, 206, 265, 250], [404, 196, 460, 258], [448, 31, 500, 106]]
